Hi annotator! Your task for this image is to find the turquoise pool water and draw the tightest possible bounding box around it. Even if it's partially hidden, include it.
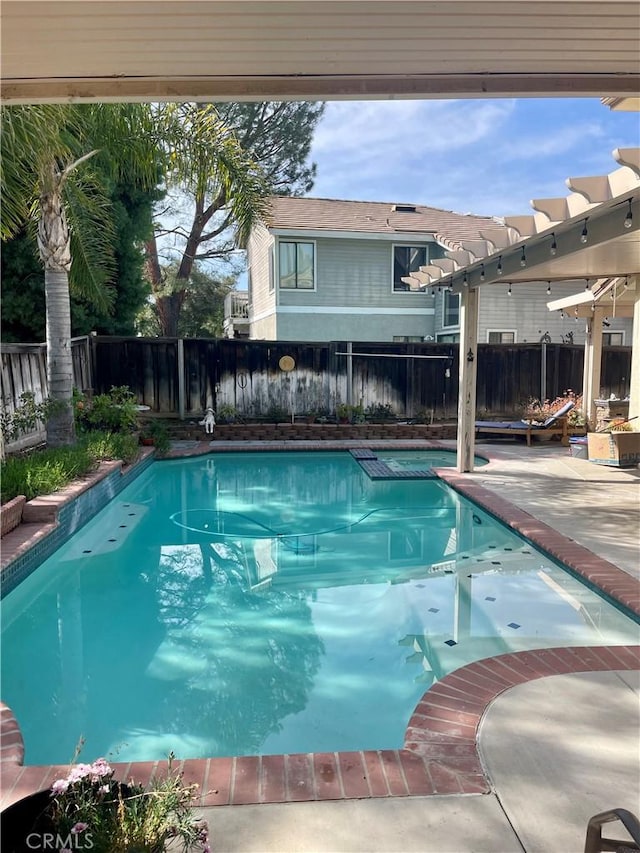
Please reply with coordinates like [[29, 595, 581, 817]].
[[376, 450, 489, 471], [1, 452, 637, 766]]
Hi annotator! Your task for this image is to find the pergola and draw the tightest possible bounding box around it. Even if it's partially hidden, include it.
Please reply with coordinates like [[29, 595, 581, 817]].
[[2, 0, 639, 472], [403, 149, 640, 470]]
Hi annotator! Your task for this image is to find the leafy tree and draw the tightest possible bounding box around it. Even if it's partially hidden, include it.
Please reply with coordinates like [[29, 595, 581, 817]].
[[1, 181, 157, 341], [136, 262, 236, 338], [147, 101, 324, 336], [1, 104, 159, 446]]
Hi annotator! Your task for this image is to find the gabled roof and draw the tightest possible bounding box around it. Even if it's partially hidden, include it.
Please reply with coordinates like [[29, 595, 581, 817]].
[[264, 196, 507, 244]]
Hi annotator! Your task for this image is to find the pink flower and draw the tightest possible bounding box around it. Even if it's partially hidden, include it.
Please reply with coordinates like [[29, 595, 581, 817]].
[[89, 757, 112, 780], [51, 778, 69, 794], [68, 762, 93, 782], [99, 784, 110, 794], [71, 822, 89, 834]]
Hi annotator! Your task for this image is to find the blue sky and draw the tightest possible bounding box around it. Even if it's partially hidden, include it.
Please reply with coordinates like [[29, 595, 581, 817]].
[[307, 98, 640, 217]]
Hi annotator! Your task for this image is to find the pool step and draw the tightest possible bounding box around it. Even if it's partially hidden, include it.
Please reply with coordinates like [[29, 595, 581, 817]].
[[349, 448, 378, 460], [357, 459, 436, 480]]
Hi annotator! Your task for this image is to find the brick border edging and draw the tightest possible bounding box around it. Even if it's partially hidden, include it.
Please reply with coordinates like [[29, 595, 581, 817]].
[[2, 646, 638, 810], [434, 469, 640, 617]]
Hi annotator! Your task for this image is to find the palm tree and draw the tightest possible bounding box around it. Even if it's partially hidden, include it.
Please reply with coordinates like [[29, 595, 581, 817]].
[[2, 103, 269, 442], [1, 104, 159, 446]]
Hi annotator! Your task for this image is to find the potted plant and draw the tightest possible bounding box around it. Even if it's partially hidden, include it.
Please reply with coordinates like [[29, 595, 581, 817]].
[[139, 420, 171, 455], [1, 752, 210, 852], [336, 403, 352, 423]]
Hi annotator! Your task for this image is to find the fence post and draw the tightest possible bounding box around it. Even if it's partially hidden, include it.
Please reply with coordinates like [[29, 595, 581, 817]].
[[177, 338, 185, 420], [346, 341, 353, 406], [540, 341, 547, 401]]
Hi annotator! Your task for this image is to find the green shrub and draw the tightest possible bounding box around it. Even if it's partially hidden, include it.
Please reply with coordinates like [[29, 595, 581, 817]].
[[1, 392, 62, 442], [365, 402, 395, 421], [75, 386, 138, 434], [81, 431, 140, 465], [1, 446, 94, 502]]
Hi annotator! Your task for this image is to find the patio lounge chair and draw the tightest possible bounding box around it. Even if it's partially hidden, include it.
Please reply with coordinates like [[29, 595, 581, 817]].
[[475, 400, 575, 447]]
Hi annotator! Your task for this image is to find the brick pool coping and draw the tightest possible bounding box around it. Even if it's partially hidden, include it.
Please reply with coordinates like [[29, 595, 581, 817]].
[[1, 441, 638, 810]]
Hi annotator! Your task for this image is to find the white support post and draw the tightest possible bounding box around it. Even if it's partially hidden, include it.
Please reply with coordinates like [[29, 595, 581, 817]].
[[456, 287, 479, 473], [582, 307, 605, 429], [628, 275, 640, 426]]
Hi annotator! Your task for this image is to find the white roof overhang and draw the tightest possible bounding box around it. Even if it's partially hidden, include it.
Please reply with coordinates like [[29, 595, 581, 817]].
[[2, 0, 640, 104]]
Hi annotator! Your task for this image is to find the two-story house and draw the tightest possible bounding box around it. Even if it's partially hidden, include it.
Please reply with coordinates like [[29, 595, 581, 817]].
[[241, 196, 631, 345]]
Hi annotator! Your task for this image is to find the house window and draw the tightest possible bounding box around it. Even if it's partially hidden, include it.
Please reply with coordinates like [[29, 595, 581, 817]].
[[442, 291, 460, 327], [279, 241, 315, 289], [392, 336, 424, 342], [603, 331, 624, 346], [393, 245, 427, 291], [487, 331, 516, 343]]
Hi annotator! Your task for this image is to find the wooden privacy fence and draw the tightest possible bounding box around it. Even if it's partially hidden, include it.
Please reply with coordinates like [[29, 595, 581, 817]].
[[1, 338, 92, 451], [88, 337, 632, 419], [1, 336, 632, 430]]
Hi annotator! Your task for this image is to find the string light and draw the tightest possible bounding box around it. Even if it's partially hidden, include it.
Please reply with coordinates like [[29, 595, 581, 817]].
[[550, 233, 557, 256], [624, 199, 633, 229], [463, 272, 468, 287], [546, 281, 551, 295], [520, 247, 527, 267], [480, 265, 486, 282], [585, 279, 590, 291], [580, 218, 589, 244], [507, 283, 512, 296], [497, 256, 503, 275]]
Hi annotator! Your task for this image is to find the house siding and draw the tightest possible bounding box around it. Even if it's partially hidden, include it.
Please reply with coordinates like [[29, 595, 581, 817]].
[[432, 281, 633, 346], [278, 237, 436, 309], [247, 223, 275, 333], [275, 311, 434, 342]]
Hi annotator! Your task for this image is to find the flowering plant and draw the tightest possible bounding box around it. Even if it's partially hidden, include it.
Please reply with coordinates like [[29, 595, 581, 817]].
[[45, 751, 210, 852], [522, 390, 585, 427]]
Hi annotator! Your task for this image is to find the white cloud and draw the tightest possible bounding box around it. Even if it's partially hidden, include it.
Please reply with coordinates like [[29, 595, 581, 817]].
[[308, 98, 639, 216]]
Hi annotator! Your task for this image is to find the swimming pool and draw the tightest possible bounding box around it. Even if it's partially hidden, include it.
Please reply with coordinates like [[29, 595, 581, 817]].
[[376, 449, 488, 471], [1, 451, 637, 766]]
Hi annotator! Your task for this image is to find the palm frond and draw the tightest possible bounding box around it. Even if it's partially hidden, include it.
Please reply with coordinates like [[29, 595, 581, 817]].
[[63, 175, 116, 313]]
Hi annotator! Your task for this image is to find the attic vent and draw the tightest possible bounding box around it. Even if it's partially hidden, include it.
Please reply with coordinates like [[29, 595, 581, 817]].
[[393, 204, 417, 213]]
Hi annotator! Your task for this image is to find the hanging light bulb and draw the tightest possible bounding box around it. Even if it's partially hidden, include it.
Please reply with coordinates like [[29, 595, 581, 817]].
[[463, 272, 468, 287], [480, 265, 486, 282], [507, 283, 512, 296], [550, 233, 557, 256], [520, 247, 527, 267], [585, 279, 590, 291], [431, 288, 436, 298], [580, 219, 589, 244], [546, 281, 551, 295], [624, 199, 633, 229], [497, 256, 503, 275]]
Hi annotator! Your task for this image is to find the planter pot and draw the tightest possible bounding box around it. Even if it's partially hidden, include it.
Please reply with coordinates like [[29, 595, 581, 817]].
[[1, 495, 26, 537], [1, 784, 135, 853], [1, 790, 55, 852]]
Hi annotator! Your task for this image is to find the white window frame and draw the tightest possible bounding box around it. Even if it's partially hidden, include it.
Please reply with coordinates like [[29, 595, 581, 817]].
[[442, 291, 460, 329], [391, 244, 429, 293], [276, 238, 317, 292], [268, 246, 275, 293], [486, 329, 518, 343], [602, 331, 625, 346]]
